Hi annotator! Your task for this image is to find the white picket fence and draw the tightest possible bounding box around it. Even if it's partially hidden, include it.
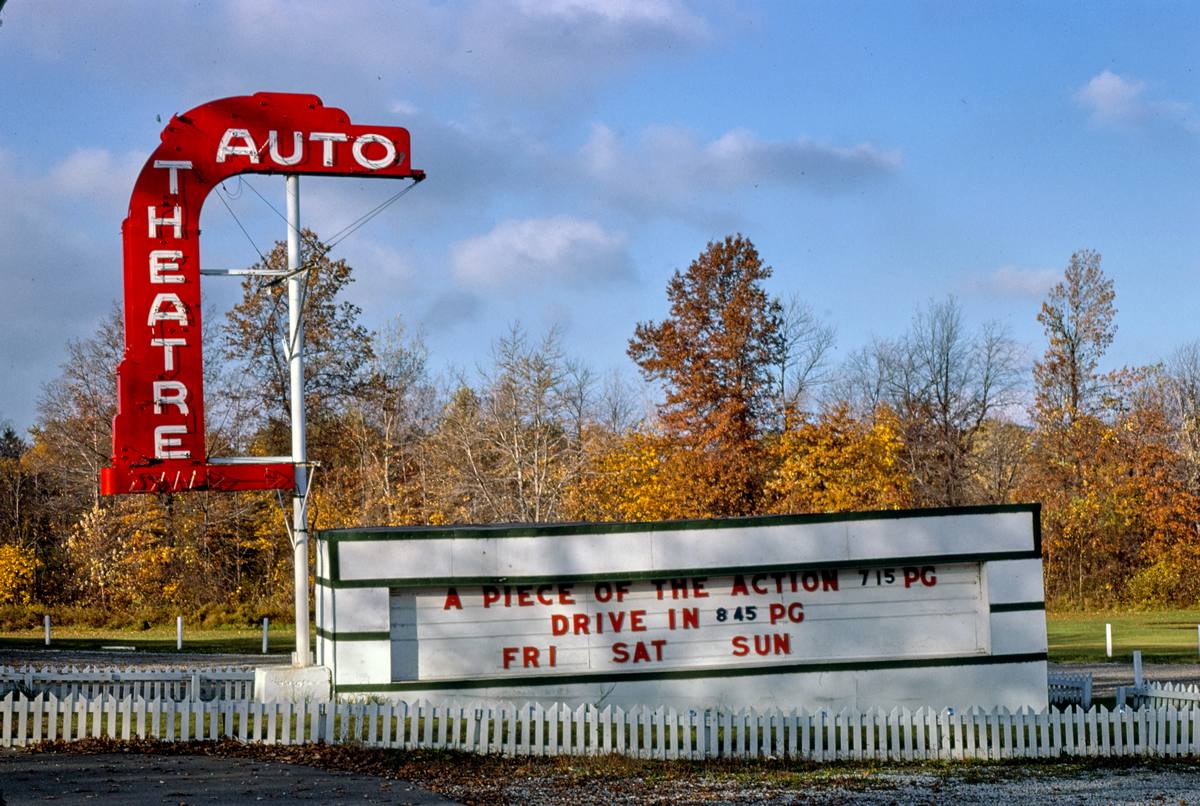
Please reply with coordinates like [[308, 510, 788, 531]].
[[1047, 672, 1093, 708], [5, 693, 1200, 760], [0, 665, 255, 702], [1126, 681, 1200, 709]]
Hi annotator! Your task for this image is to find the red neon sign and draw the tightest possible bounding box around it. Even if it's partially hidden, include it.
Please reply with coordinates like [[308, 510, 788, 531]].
[[100, 93, 423, 495]]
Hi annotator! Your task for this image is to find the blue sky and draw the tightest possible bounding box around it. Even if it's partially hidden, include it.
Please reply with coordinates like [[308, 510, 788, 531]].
[[0, 1, 1197, 430]]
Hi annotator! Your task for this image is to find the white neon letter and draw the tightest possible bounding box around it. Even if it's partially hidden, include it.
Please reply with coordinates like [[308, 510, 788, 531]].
[[150, 337, 187, 371], [149, 250, 184, 284], [147, 293, 189, 326], [153, 380, 189, 415], [309, 132, 348, 166], [153, 425, 190, 460], [147, 206, 182, 238], [216, 128, 260, 164], [352, 133, 397, 170], [152, 160, 192, 195], [268, 130, 304, 165]]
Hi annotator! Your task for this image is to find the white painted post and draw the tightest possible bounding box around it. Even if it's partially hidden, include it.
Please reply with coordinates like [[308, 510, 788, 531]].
[[262, 617, 269, 655], [43, 614, 50, 646], [286, 174, 311, 668], [1106, 623, 1113, 658], [176, 615, 183, 650], [1133, 650, 1143, 688]]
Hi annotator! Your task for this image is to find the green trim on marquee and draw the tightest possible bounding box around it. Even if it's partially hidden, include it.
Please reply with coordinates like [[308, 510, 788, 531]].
[[314, 548, 1039, 590], [320, 502, 1040, 546], [333, 651, 1049, 694], [989, 602, 1046, 613], [315, 627, 389, 642]]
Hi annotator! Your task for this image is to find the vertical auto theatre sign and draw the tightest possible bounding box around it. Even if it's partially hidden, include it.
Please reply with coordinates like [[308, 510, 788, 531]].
[[99, 93, 423, 495]]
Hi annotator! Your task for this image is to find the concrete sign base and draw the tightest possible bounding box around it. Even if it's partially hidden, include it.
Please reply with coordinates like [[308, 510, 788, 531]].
[[254, 665, 332, 703]]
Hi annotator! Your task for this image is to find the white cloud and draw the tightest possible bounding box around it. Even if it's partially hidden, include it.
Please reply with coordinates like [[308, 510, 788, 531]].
[[48, 148, 144, 201], [579, 123, 900, 219], [705, 128, 902, 185], [391, 100, 421, 117], [451, 216, 632, 291], [12, 1, 707, 109], [1075, 70, 1198, 132], [457, 0, 708, 99], [987, 266, 1059, 298], [0, 150, 125, 427], [1076, 71, 1148, 124]]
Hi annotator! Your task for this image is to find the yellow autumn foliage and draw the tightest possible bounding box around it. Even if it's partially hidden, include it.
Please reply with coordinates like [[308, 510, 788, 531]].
[[764, 404, 911, 515], [0, 543, 39, 605], [564, 432, 692, 523]]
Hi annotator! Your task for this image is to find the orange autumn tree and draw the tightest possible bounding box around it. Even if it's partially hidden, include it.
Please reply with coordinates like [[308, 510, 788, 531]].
[[627, 235, 783, 517], [764, 403, 911, 514], [1025, 250, 1118, 604], [1018, 249, 1197, 607], [1115, 373, 1200, 607]]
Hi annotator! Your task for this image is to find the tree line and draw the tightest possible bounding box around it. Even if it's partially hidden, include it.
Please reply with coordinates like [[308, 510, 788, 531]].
[[1, 232, 1196, 621]]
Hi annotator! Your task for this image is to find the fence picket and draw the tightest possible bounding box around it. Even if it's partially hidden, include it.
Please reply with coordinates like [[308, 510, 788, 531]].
[[1138, 707, 1149, 756], [14, 694, 28, 747], [488, 703, 502, 755], [571, 704, 585, 756], [30, 694, 43, 744], [1157, 708, 1167, 757], [603, 705, 616, 755]]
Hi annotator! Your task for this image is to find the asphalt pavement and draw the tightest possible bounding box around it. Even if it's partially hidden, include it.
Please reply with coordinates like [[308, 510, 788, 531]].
[[0, 750, 461, 805]]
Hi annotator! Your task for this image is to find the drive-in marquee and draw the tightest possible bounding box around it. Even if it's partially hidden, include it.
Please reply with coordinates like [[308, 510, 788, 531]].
[[316, 504, 1047, 710]]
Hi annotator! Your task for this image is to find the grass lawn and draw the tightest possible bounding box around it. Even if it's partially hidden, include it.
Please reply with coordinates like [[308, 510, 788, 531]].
[[1047, 609, 1200, 663], [0, 623, 298, 657]]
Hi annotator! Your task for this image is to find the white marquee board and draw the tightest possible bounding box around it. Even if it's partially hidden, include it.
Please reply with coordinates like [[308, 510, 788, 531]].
[[316, 505, 1047, 710]]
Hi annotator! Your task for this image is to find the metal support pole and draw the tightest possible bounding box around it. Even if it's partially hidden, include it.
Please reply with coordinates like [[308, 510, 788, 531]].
[[287, 175, 311, 667]]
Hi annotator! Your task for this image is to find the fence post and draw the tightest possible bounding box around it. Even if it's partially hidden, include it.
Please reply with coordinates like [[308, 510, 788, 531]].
[[1133, 650, 1143, 689], [1106, 623, 1113, 658], [176, 616, 183, 651], [262, 618, 269, 655], [43, 615, 51, 646]]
